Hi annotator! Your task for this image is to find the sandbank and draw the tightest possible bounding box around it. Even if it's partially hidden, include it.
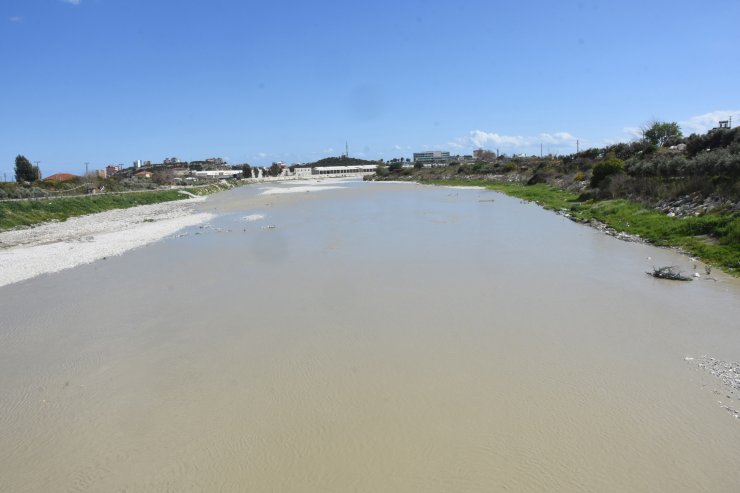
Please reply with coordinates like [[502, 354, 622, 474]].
[[0, 198, 213, 288]]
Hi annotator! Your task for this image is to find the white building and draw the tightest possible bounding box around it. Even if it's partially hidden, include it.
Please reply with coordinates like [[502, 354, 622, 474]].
[[312, 165, 377, 176], [293, 168, 312, 177], [193, 169, 241, 179], [413, 151, 450, 166]]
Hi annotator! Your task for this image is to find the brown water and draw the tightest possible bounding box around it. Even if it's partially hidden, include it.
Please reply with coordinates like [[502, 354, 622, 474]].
[[1, 180, 739, 492]]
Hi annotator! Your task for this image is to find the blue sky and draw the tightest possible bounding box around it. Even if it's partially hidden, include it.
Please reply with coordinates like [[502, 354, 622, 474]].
[[2, 0, 739, 176]]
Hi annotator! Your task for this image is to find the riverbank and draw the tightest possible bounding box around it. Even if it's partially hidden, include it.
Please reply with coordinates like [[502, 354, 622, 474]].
[[0, 183, 230, 232], [0, 197, 214, 287], [380, 176, 740, 275]]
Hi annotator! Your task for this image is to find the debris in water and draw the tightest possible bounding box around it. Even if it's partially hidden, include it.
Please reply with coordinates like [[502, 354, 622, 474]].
[[687, 355, 740, 420], [647, 266, 692, 281]]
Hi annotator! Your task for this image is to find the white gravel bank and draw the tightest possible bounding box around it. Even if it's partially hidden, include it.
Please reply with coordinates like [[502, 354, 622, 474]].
[[0, 198, 214, 288]]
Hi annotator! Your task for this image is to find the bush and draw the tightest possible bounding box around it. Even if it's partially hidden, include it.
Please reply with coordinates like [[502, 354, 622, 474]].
[[685, 127, 740, 157], [599, 173, 631, 199], [590, 153, 624, 188]]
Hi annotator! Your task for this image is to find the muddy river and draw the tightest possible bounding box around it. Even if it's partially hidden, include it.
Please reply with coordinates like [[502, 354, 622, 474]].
[[1, 180, 739, 491]]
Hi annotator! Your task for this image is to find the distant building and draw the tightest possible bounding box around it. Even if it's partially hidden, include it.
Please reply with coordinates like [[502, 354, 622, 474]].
[[134, 170, 153, 179], [163, 157, 181, 165], [192, 169, 240, 179], [106, 165, 121, 176], [133, 160, 142, 169], [95, 170, 107, 179], [293, 167, 312, 177], [413, 151, 450, 166], [312, 165, 377, 176]]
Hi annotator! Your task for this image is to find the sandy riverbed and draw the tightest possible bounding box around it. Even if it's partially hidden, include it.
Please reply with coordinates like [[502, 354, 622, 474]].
[[0, 197, 214, 288]]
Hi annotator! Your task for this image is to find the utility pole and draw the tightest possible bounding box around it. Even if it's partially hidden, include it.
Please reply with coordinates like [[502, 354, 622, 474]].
[[540, 143, 543, 158], [576, 140, 579, 153], [85, 162, 89, 177]]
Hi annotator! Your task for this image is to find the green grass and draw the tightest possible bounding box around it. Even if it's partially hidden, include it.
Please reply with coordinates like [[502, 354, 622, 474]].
[[431, 179, 581, 210], [423, 178, 740, 275], [0, 186, 220, 232]]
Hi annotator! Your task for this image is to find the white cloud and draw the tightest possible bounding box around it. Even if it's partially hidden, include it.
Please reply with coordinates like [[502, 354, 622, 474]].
[[622, 126, 643, 139], [61, 0, 81, 5], [538, 132, 577, 145], [680, 110, 740, 134], [468, 130, 524, 148], [466, 130, 577, 149], [9, 16, 22, 22]]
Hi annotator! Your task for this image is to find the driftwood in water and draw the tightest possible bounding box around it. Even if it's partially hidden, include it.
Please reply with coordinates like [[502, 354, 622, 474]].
[[647, 266, 693, 281]]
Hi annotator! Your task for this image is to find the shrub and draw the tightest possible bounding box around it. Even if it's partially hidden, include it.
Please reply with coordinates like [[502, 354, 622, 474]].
[[590, 152, 624, 188]]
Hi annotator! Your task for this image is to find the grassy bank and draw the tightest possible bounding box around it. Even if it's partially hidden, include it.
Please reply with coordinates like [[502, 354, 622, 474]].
[[0, 185, 222, 232], [424, 178, 740, 275]]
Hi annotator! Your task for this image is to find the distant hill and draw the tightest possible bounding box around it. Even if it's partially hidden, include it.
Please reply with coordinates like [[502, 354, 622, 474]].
[[300, 156, 381, 168]]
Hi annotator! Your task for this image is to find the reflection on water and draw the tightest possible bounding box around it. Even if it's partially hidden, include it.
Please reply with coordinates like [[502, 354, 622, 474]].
[[1, 180, 739, 492]]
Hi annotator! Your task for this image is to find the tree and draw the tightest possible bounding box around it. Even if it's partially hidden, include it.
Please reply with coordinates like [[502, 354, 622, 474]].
[[268, 163, 282, 177], [375, 164, 389, 177], [644, 121, 683, 147], [152, 168, 174, 185], [15, 155, 39, 182], [241, 164, 252, 178]]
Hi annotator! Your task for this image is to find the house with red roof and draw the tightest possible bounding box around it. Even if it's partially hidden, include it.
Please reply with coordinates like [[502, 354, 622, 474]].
[[44, 173, 79, 183]]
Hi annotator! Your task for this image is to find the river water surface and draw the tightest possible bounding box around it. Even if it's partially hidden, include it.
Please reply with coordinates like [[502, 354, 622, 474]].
[[1, 180, 739, 491]]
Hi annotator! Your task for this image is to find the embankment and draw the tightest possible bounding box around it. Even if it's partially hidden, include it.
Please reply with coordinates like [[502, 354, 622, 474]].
[[0, 184, 226, 232]]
